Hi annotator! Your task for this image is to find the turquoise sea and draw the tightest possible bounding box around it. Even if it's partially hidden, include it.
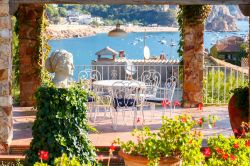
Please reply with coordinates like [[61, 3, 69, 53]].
[[49, 20, 249, 66]]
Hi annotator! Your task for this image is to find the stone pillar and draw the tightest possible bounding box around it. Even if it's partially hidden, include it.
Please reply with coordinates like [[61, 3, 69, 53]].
[[183, 22, 204, 107], [18, 4, 44, 106], [0, 0, 13, 154]]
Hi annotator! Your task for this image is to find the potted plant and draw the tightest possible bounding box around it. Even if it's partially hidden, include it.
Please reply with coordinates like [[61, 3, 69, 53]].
[[115, 115, 208, 166], [203, 123, 250, 166], [229, 86, 249, 137]]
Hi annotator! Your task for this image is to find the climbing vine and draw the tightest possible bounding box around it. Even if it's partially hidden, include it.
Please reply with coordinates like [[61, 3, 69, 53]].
[[177, 5, 211, 58], [12, 15, 20, 104], [36, 4, 51, 84]]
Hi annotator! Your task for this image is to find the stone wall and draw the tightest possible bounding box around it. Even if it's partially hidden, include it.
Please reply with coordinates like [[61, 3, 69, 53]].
[[18, 4, 44, 106], [183, 22, 204, 107], [0, 0, 13, 154]]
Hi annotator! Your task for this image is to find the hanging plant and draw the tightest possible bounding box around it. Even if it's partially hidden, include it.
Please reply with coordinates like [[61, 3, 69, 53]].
[[177, 5, 211, 58]]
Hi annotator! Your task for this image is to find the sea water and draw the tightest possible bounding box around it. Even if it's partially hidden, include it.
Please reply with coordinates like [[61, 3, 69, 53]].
[[49, 20, 249, 66]]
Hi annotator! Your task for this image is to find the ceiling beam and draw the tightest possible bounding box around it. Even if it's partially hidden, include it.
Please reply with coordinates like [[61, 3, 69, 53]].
[[8, 0, 250, 5]]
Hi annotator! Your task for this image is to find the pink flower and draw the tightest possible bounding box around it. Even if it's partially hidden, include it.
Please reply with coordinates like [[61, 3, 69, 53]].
[[38, 150, 49, 161], [161, 100, 170, 108], [97, 155, 104, 161], [202, 147, 211, 157], [173, 100, 181, 107], [230, 154, 236, 161]]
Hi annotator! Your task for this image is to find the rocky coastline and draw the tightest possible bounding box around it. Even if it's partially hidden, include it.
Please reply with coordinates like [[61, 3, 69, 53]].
[[46, 25, 178, 40]]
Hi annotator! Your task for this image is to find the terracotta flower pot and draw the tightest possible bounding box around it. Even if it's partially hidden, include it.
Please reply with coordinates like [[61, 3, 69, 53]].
[[118, 150, 181, 166], [228, 95, 248, 137]]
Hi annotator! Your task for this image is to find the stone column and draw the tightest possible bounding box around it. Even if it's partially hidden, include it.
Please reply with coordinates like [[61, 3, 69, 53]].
[[183, 22, 204, 107], [0, 0, 13, 154], [18, 4, 44, 106]]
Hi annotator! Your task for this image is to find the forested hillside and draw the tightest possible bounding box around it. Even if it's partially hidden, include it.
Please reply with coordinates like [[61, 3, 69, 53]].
[[47, 4, 178, 26]]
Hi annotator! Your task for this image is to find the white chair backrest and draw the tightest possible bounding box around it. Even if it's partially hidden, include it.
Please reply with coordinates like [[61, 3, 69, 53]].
[[78, 69, 102, 91], [164, 76, 177, 102], [140, 70, 161, 96]]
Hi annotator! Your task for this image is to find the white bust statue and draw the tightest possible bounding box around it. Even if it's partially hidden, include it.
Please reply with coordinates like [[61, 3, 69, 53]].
[[45, 50, 74, 88]]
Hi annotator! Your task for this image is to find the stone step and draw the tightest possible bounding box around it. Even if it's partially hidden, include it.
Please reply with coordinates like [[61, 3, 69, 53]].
[[9, 145, 29, 155], [0, 154, 25, 165]]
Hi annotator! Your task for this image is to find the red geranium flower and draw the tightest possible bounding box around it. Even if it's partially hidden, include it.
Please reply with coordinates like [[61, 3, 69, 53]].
[[197, 118, 203, 127], [222, 153, 229, 160], [245, 140, 250, 147], [161, 100, 170, 108], [38, 150, 49, 161], [215, 148, 223, 154], [198, 103, 203, 111], [203, 147, 211, 157], [233, 143, 239, 149], [173, 100, 181, 107], [230, 154, 236, 161], [181, 117, 187, 123], [109, 143, 116, 151]]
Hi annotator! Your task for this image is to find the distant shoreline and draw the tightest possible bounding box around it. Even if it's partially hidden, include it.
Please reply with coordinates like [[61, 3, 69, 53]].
[[46, 24, 179, 40]]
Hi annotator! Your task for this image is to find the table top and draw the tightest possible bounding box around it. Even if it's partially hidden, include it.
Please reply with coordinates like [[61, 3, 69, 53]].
[[93, 80, 145, 88]]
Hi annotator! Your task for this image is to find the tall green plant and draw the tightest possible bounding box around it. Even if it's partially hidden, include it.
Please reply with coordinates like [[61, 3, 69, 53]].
[[203, 69, 248, 104], [37, 4, 51, 84], [25, 85, 97, 165], [12, 15, 20, 104]]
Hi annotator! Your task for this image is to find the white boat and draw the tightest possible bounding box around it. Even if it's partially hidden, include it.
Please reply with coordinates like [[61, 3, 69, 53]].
[[159, 40, 167, 44]]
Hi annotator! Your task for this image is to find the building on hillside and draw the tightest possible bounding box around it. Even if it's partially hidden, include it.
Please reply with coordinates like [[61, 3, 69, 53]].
[[79, 14, 92, 24], [210, 36, 246, 66]]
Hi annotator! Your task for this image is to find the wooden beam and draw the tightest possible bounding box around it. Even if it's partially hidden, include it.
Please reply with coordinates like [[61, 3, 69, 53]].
[[8, 0, 250, 5]]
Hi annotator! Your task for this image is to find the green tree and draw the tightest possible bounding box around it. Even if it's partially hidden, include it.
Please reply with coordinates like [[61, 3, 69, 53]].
[[58, 7, 67, 17]]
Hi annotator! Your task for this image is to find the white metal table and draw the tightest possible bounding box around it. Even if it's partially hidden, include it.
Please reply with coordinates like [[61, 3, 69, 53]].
[[92, 80, 146, 88]]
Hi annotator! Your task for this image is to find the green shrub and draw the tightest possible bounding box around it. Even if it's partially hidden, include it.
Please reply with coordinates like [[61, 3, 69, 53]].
[[203, 69, 247, 104], [25, 85, 97, 165]]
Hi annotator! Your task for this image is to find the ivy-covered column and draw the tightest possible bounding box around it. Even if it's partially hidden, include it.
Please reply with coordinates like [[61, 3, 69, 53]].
[[18, 4, 45, 106], [0, 0, 13, 154], [179, 5, 211, 107]]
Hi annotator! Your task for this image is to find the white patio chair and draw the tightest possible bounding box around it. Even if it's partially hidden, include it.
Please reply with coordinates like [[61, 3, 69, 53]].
[[110, 81, 145, 130], [140, 69, 161, 119], [78, 69, 111, 122], [162, 76, 177, 117]]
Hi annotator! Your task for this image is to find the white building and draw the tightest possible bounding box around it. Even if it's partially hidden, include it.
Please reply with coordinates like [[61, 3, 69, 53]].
[[79, 14, 92, 24]]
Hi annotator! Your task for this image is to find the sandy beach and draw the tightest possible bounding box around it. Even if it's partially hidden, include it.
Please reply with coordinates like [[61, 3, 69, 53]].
[[46, 24, 178, 40]]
